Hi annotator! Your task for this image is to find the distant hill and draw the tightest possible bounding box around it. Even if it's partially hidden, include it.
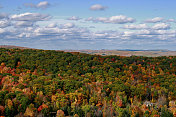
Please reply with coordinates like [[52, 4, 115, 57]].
[[0, 45, 33, 49], [1, 45, 176, 57], [117, 49, 170, 52]]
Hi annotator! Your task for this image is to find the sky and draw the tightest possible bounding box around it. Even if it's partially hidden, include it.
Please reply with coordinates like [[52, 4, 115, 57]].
[[0, 0, 176, 50]]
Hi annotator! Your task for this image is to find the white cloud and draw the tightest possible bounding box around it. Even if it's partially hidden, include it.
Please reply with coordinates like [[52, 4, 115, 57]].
[[1, 12, 176, 50], [34, 27, 60, 36], [32, 24, 90, 40], [86, 17, 94, 21], [46, 23, 57, 28], [123, 24, 148, 30], [67, 16, 81, 21], [11, 12, 51, 21], [37, 1, 50, 9], [152, 23, 170, 30], [14, 21, 34, 27], [167, 19, 175, 22], [63, 23, 75, 28], [0, 20, 11, 28], [90, 4, 107, 11], [145, 17, 163, 23], [18, 32, 33, 38], [86, 15, 135, 24], [0, 28, 5, 34], [120, 29, 176, 41], [94, 33, 108, 38], [1, 21, 176, 47], [24, 1, 50, 9], [122, 23, 171, 30]]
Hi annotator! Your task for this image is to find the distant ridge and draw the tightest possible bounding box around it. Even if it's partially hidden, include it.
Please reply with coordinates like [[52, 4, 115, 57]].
[[0, 45, 33, 49], [117, 49, 170, 52], [1, 45, 176, 57]]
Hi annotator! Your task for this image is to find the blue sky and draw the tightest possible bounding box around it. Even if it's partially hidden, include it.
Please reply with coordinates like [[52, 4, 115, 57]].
[[0, 0, 176, 50]]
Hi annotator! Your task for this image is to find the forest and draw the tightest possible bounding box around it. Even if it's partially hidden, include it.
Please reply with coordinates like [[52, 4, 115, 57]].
[[0, 48, 175, 117]]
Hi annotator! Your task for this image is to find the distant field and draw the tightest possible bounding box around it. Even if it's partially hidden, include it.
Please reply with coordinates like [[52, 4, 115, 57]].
[[65, 50, 176, 57]]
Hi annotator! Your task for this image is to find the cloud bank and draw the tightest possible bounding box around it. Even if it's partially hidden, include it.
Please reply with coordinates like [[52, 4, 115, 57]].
[[0, 11, 176, 50]]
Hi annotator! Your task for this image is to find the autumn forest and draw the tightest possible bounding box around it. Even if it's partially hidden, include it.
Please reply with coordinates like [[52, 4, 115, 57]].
[[0, 48, 175, 117]]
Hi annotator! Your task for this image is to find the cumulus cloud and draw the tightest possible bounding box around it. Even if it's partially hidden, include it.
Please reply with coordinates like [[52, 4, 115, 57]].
[[1, 12, 176, 50], [167, 19, 175, 22], [0, 28, 16, 39], [108, 15, 134, 24], [1, 21, 176, 47], [46, 23, 57, 28], [33, 24, 91, 40], [122, 30, 154, 39], [11, 12, 51, 21], [0, 28, 5, 34], [123, 24, 148, 30], [24, 1, 50, 9], [86, 15, 135, 24], [152, 23, 170, 30], [14, 21, 34, 27], [34, 27, 60, 36], [37, 1, 50, 9], [67, 16, 81, 21], [0, 20, 11, 28], [90, 4, 107, 11], [122, 23, 171, 30], [145, 17, 163, 23], [121, 29, 176, 41], [62, 23, 75, 28]]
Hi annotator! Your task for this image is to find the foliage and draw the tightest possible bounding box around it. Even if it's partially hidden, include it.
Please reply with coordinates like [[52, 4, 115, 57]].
[[0, 48, 175, 116]]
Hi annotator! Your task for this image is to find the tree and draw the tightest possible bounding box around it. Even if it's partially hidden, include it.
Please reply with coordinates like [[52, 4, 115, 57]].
[[161, 107, 173, 117]]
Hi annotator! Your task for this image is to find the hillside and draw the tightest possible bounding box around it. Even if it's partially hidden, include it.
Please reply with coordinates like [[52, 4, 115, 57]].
[[0, 48, 175, 116], [0, 45, 32, 49]]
